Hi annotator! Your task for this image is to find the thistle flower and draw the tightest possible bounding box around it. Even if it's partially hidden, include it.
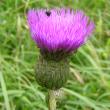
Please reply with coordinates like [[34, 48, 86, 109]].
[[27, 8, 95, 90]]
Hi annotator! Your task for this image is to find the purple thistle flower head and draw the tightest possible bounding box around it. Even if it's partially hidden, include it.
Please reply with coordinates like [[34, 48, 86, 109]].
[[27, 8, 95, 60]]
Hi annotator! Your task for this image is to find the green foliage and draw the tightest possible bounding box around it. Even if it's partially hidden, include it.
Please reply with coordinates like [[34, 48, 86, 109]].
[[0, 0, 110, 110]]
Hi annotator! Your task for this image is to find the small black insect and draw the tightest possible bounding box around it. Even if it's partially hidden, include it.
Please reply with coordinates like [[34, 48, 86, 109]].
[[45, 11, 51, 16]]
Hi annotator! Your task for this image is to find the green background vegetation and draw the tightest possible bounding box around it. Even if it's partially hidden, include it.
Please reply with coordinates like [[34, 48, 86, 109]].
[[0, 0, 110, 110]]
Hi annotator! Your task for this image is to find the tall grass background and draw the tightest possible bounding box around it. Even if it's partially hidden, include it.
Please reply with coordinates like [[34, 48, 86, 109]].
[[0, 0, 110, 110]]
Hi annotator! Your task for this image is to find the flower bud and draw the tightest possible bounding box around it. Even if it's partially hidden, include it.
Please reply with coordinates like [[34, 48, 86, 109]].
[[35, 56, 70, 90]]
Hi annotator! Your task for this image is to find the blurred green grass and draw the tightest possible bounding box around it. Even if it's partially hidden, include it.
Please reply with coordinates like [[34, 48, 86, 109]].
[[0, 0, 110, 110]]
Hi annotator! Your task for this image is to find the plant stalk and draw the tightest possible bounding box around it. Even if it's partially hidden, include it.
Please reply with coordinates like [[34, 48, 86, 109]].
[[48, 90, 56, 110]]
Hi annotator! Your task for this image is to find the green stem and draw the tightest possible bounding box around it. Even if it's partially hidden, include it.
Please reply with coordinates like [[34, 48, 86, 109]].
[[48, 90, 56, 110]]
